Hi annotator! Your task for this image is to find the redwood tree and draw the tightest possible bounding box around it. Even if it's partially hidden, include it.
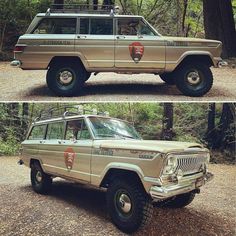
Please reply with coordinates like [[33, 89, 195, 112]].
[[54, 0, 64, 9], [161, 103, 174, 140], [203, 0, 236, 58]]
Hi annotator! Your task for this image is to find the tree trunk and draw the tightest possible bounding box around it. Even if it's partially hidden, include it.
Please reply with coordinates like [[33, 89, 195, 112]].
[[93, 0, 98, 10], [161, 103, 174, 140], [203, 0, 236, 58], [0, 22, 7, 52], [21, 103, 29, 136], [205, 103, 216, 147], [54, 0, 64, 9], [102, 0, 114, 9], [182, 0, 188, 36]]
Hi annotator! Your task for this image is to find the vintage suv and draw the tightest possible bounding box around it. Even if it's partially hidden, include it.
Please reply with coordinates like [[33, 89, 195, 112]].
[[19, 107, 213, 233], [11, 5, 225, 97]]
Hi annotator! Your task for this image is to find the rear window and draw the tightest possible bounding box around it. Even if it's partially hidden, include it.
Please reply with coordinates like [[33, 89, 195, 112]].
[[33, 18, 76, 34], [28, 125, 46, 140]]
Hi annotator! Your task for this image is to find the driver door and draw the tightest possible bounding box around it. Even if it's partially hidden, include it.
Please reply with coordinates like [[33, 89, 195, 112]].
[[62, 118, 92, 183], [115, 18, 165, 70]]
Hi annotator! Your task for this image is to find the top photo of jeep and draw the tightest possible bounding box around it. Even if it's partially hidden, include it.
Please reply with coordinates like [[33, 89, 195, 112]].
[[11, 4, 225, 97]]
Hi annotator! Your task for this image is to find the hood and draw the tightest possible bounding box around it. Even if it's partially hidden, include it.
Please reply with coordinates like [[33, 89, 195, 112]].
[[163, 36, 221, 47], [98, 139, 205, 153]]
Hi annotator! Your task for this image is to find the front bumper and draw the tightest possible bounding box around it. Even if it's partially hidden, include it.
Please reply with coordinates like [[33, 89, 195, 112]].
[[10, 60, 21, 67], [149, 172, 214, 200]]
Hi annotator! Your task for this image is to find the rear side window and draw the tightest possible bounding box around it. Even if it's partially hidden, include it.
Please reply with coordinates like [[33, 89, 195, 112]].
[[28, 125, 46, 140], [91, 18, 113, 35], [79, 18, 113, 35], [46, 122, 64, 140], [33, 18, 76, 34]]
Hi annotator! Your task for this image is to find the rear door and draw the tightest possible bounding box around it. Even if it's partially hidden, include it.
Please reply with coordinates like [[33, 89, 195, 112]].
[[115, 17, 165, 70], [75, 17, 115, 68], [38, 121, 67, 176], [22, 124, 47, 161]]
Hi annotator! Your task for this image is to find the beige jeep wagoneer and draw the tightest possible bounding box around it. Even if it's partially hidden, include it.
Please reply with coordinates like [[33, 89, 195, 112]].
[[19, 106, 214, 233], [11, 4, 225, 97]]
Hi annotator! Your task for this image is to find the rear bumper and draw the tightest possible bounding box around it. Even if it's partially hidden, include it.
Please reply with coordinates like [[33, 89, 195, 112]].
[[10, 60, 21, 67], [149, 172, 214, 200], [218, 60, 228, 67]]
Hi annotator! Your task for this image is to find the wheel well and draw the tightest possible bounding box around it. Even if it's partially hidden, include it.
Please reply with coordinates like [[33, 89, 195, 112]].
[[48, 56, 84, 69], [30, 159, 41, 168], [100, 168, 144, 190], [176, 55, 214, 70]]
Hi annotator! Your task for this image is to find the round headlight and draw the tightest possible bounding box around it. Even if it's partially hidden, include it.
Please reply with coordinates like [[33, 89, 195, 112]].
[[163, 156, 177, 175]]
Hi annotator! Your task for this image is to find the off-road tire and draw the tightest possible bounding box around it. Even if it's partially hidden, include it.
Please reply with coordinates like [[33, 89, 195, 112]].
[[160, 73, 176, 85], [175, 62, 213, 97], [46, 62, 86, 96], [155, 192, 195, 208], [31, 162, 52, 194], [107, 178, 153, 234]]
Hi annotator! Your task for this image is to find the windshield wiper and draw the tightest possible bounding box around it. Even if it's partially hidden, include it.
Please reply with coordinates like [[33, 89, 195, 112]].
[[114, 132, 136, 139]]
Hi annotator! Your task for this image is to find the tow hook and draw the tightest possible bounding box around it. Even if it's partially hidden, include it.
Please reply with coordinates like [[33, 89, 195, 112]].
[[17, 160, 24, 165]]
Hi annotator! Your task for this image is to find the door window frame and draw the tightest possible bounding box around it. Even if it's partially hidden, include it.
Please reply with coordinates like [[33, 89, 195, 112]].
[[65, 118, 93, 140]]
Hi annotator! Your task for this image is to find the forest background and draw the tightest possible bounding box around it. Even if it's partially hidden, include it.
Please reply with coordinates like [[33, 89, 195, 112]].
[[0, 0, 236, 60], [0, 103, 235, 164]]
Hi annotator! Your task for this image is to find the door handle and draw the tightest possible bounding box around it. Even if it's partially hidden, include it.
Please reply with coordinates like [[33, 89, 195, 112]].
[[116, 36, 126, 39], [77, 35, 87, 39]]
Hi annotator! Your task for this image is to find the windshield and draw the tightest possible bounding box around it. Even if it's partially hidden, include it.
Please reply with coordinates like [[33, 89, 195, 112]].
[[88, 117, 142, 140]]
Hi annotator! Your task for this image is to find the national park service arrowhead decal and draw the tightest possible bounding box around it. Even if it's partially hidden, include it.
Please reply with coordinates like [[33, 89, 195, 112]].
[[129, 42, 144, 63], [64, 147, 75, 170]]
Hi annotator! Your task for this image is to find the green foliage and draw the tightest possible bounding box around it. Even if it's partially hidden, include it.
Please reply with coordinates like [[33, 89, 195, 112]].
[[0, 127, 20, 156]]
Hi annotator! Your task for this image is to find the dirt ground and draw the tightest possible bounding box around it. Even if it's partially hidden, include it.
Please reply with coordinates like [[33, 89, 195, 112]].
[[0, 62, 235, 102], [0, 156, 235, 236]]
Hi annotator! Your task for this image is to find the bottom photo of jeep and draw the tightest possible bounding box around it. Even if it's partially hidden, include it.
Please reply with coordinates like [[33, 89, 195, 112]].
[[19, 105, 214, 233]]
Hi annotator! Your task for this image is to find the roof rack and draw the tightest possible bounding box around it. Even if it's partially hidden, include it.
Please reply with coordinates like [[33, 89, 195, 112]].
[[49, 4, 117, 14], [34, 105, 109, 122]]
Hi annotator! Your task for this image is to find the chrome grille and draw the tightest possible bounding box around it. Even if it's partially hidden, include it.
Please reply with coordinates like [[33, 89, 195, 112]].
[[176, 154, 207, 174]]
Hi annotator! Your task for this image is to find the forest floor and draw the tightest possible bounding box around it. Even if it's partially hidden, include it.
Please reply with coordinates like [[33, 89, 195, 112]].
[[0, 62, 236, 101], [0, 156, 235, 236]]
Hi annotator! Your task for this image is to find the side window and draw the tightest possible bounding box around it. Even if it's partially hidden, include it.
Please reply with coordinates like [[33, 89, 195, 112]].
[[80, 18, 89, 34], [90, 18, 113, 35], [33, 18, 76, 34], [66, 120, 91, 140], [117, 18, 155, 36], [46, 122, 64, 140], [28, 125, 46, 140]]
